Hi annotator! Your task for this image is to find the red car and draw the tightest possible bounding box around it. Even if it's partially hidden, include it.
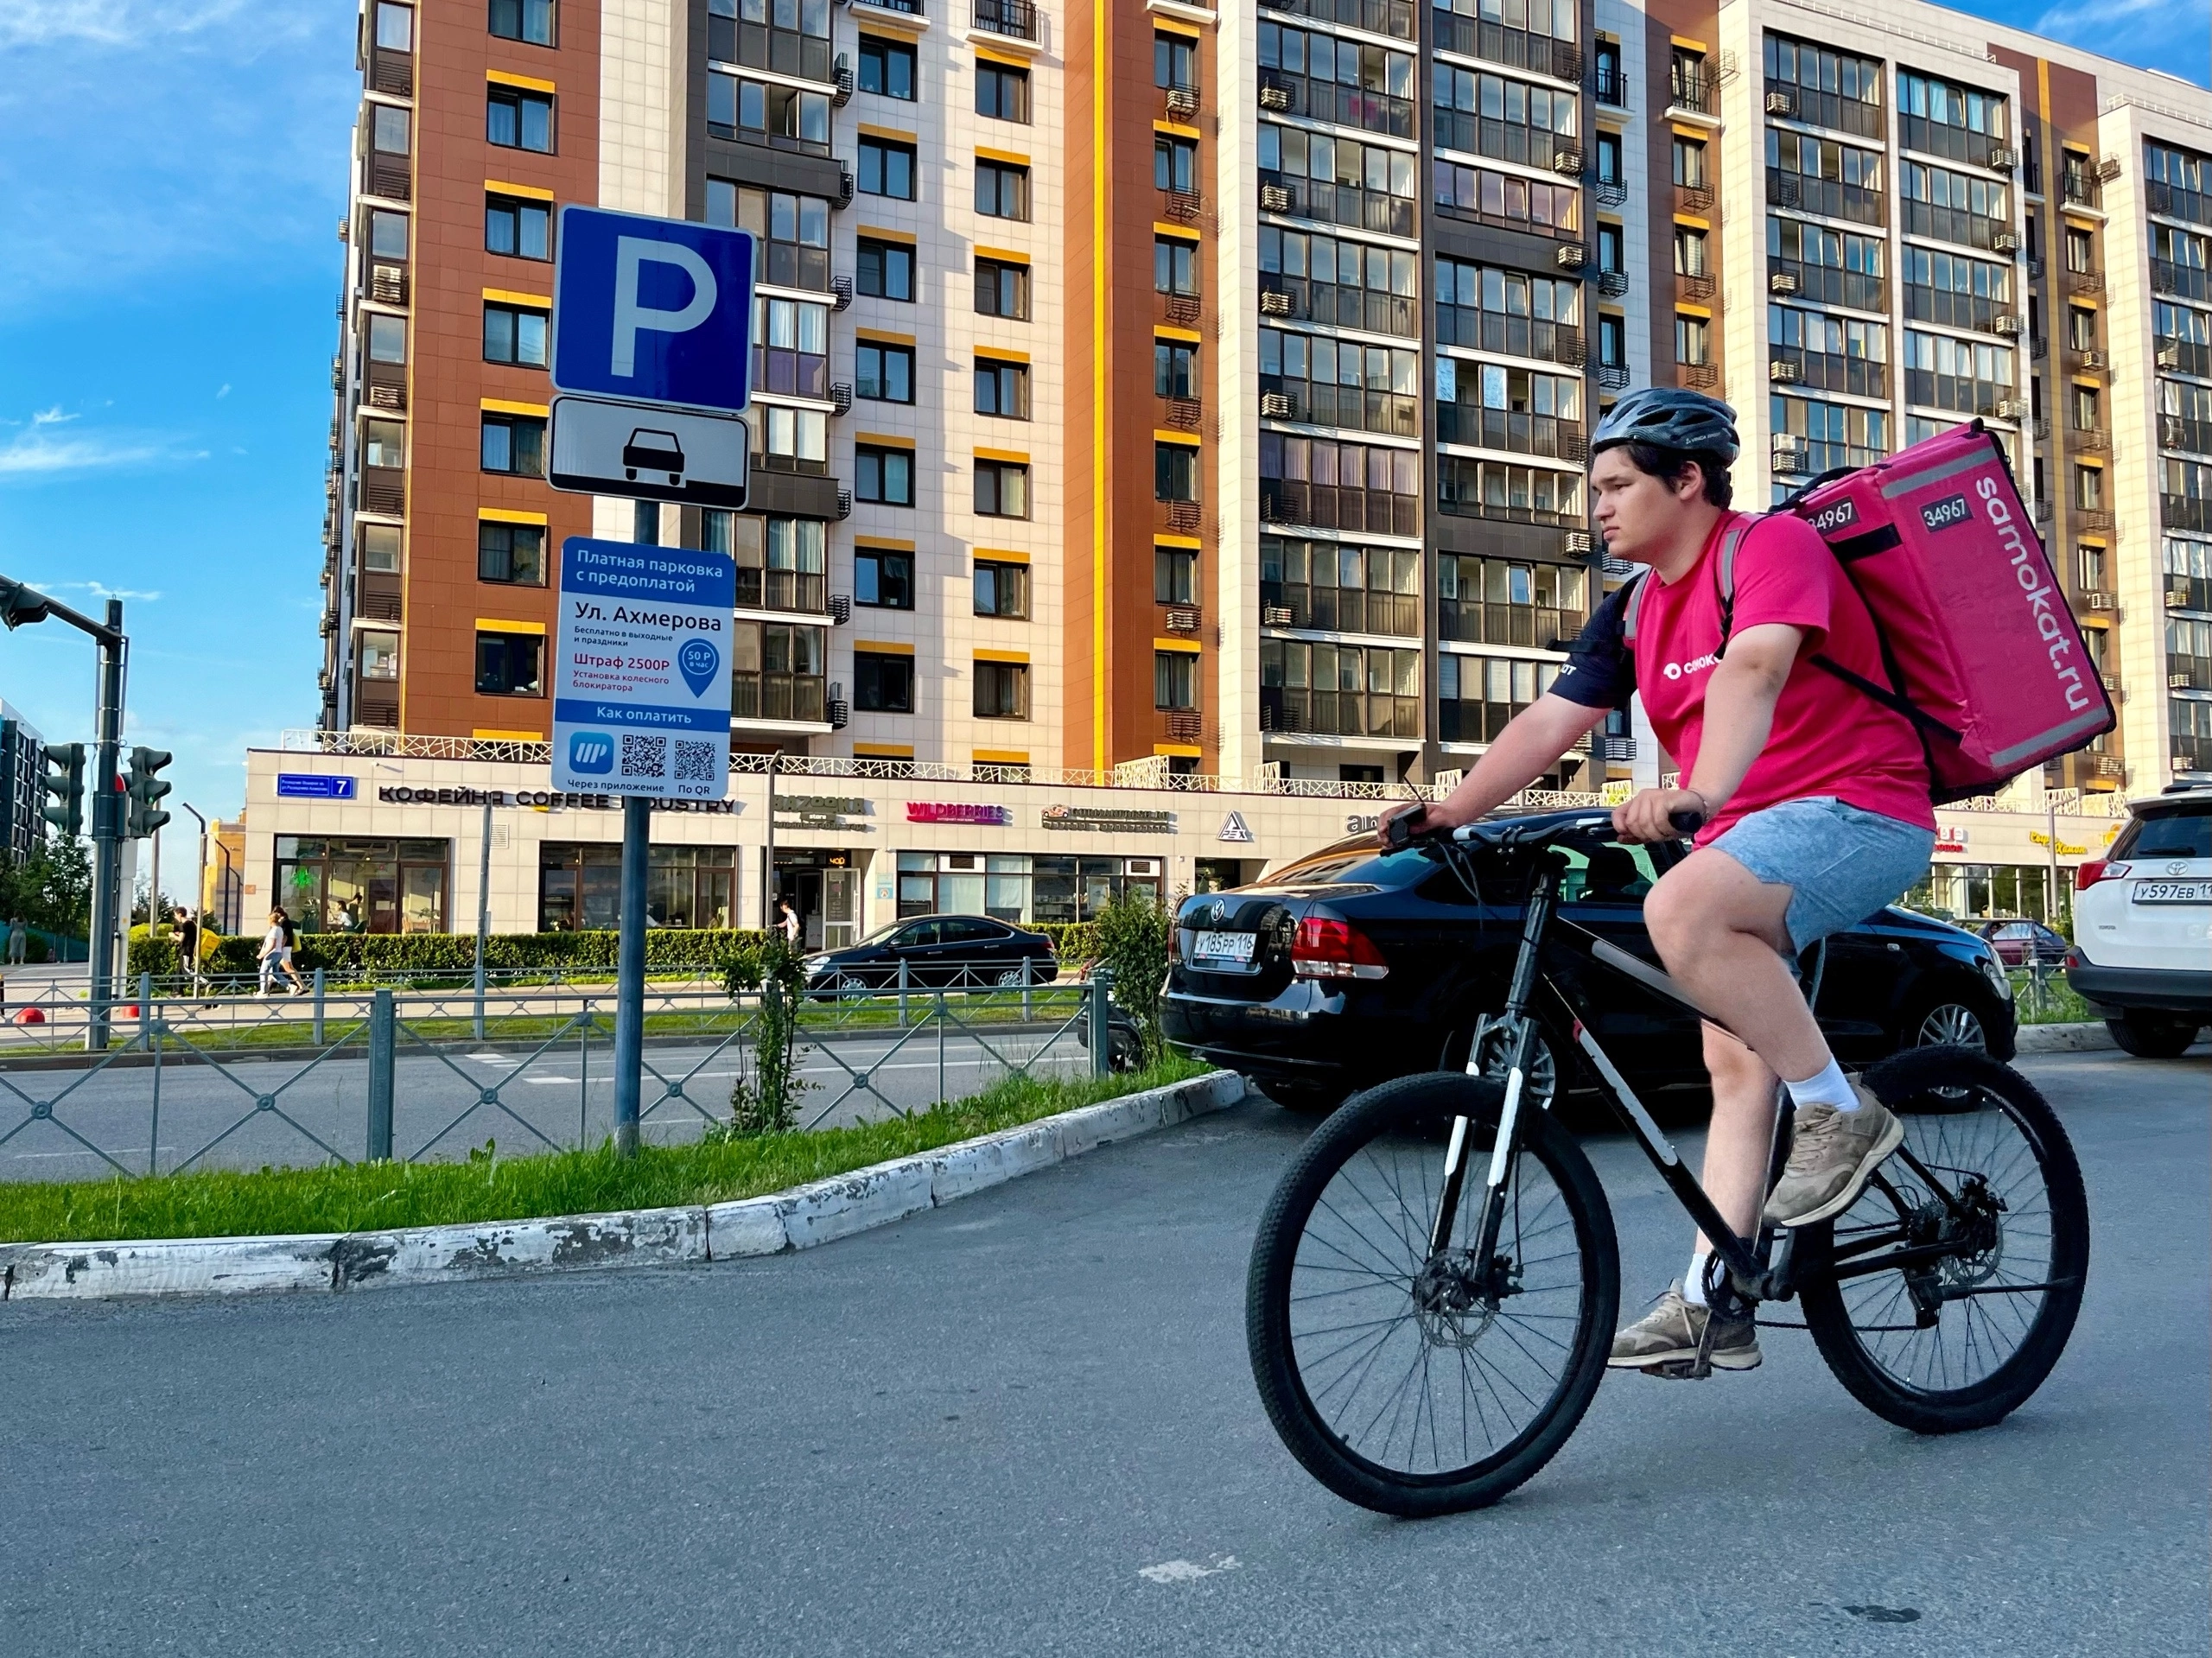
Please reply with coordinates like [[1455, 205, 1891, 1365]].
[[1976, 918, 2069, 967]]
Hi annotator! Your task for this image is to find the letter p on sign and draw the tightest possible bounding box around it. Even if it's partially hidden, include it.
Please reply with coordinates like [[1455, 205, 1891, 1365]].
[[551, 206, 757, 415]]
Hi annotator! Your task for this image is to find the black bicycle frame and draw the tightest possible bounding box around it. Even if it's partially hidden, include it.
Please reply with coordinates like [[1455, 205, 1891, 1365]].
[[1434, 856, 1795, 1299]]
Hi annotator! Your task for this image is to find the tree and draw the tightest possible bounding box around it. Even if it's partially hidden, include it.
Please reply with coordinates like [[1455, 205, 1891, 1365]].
[[0, 833, 92, 939], [1092, 886, 1175, 1063]]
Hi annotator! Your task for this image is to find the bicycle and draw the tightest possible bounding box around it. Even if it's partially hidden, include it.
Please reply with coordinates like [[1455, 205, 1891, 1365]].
[[1245, 810, 2090, 1516]]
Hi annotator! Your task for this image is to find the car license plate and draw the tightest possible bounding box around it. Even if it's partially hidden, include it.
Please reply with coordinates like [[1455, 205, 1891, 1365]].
[[2131, 880, 2212, 904], [1192, 930, 1256, 965]]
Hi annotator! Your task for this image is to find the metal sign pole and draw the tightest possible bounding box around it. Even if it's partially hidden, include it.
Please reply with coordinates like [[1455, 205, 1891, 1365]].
[[613, 796, 652, 1155], [86, 599, 125, 1051], [474, 797, 494, 1039]]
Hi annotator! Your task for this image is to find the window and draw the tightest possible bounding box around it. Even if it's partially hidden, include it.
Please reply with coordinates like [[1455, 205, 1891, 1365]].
[[2078, 543, 2107, 590], [478, 521, 546, 584], [486, 194, 550, 260], [859, 137, 917, 200], [1154, 30, 1196, 91], [854, 651, 915, 713], [974, 659, 1030, 719], [364, 418, 405, 469], [2068, 304, 2097, 352], [856, 340, 914, 403], [976, 160, 1030, 220], [1596, 222, 1624, 273], [753, 404, 828, 473], [1434, 456, 1583, 525], [858, 35, 915, 98], [2064, 225, 2094, 276], [2075, 465, 2104, 511], [1154, 137, 1198, 194], [974, 560, 1028, 617], [484, 302, 549, 366], [371, 105, 410, 162], [366, 313, 407, 364], [976, 257, 1029, 318], [367, 208, 409, 261], [487, 87, 554, 152], [855, 547, 913, 608], [359, 631, 401, 680], [975, 358, 1031, 417], [706, 0, 832, 80], [974, 459, 1030, 518], [480, 412, 545, 475], [1431, 64, 1575, 158], [708, 512, 826, 612], [1155, 545, 1198, 604], [1154, 342, 1197, 399], [1672, 136, 1707, 189], [857, 238, 915, 301], [732, 620, 827, 722], [856, 445, 914, 505], [709, 73, 832, 154], [977, 60, 1030, 122], [2073, 384, 2101, 432], [1155, 441, 1198, 502], [1669, 47, 1707, 111], [475, 631, 544, 696], [488, 0, 553, 45], [361, 524, 402, 573], [1154, 238, 1198, 295], [1675, 314, 1710, 365], [1673, 226, 1707, 277], [1154, 651, 1198, 710], [1598, 312, 1626, 368], [709, 181, 831, 291], [377, 3, 414, 52], [276, 835, 448, 934], [1594, 39, 1622, 104], [754, 295, 830, 397], [1596, 130, 1623, 187]]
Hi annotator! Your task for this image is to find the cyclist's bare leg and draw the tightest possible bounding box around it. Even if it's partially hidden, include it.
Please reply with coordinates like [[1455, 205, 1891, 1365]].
[[1696, 1021, 1780, 1249]]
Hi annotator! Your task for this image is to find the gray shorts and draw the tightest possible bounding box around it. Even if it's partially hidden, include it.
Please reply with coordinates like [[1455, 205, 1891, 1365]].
[[1709, 797, 1937, 955]]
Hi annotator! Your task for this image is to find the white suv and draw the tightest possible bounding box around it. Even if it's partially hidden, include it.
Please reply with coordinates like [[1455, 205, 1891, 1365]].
[[2068, 787, 2212, 1058]]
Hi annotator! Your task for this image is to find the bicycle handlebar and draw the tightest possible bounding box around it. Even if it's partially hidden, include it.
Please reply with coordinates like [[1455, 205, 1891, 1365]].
[[1382, 803, 1706, 851]]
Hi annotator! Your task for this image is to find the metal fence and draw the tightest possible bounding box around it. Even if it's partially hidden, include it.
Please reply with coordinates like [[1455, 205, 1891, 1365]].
[[0, 970, 1116, 1185]]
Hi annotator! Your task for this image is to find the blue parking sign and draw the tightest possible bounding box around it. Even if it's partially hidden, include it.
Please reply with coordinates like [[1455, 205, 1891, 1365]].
[[551, 206, 755, 415]]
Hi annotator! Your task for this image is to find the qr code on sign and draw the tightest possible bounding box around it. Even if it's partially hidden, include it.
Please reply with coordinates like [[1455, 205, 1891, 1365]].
[[672, 740, 717, 782], [620, 734, 667, 778]]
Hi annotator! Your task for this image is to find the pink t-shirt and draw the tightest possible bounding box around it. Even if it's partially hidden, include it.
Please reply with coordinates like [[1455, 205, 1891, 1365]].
[[1557, 511, 1935, 844]]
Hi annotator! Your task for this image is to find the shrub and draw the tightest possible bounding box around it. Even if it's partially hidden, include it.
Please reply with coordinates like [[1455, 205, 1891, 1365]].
[[126, 927, 772, 984], [1090, 888, 1175, 1061]]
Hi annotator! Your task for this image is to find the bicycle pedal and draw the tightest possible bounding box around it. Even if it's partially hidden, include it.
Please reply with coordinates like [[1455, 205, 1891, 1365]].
[[1639, 1356, 1713, 1381]]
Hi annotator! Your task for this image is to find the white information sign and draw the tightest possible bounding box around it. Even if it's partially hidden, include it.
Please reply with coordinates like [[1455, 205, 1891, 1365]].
[[551, 537, 735, 799]]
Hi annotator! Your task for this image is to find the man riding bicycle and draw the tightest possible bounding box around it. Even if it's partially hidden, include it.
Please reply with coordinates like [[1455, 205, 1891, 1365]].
[[1380, 387, 1938, 1375]]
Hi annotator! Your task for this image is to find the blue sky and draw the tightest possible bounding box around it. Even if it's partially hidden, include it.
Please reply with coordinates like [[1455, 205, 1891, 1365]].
[[0, 0, 2205, 835]]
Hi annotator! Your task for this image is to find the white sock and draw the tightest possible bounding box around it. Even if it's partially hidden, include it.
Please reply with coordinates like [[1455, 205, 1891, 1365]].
[[1682, 1248, 1713, 1306], [1786, 1057, 1859, 1112]]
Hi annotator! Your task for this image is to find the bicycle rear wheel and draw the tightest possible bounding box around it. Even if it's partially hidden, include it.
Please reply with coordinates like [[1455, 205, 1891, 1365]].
[[1799, 1045, 2089, 1434], [1246, 1071, 1618, 1516]]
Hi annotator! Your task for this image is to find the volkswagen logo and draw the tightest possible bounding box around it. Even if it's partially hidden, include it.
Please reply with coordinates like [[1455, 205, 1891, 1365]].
[[1204, 899, 1229, 928]]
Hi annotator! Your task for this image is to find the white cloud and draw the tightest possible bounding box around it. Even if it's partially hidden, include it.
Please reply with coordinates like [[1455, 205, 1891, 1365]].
[[29, 405, 77, 426], [215, 383, 231, 398], [0, 1, 252, 48], [0, 413, 201, 480], [2031, 0, 2209, 73], [39, 580, 164, 601]]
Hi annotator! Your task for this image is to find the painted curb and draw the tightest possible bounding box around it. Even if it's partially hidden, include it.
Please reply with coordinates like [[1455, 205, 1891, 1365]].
[[2014, 1021, 2116, 1054], [0, 1070, 1248, 1304]]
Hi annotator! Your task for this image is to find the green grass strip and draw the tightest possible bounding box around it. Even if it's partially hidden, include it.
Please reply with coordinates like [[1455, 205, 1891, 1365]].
[[0, 1055, 1210, 1247]]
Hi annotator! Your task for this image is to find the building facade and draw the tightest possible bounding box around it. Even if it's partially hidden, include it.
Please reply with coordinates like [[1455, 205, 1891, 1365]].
[[0, 701, 46, 866], [317, 0, 2210, 819]]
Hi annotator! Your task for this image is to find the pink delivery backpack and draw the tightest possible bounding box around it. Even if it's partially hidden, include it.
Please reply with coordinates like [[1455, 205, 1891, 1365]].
[[1691, 421, 2115, 804]]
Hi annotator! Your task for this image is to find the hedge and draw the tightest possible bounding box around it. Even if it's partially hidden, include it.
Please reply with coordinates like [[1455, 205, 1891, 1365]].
[[127, 927, 773, 982]]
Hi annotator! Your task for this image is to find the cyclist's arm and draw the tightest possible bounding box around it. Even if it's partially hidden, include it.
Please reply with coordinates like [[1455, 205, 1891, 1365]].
[[1681, 622, 1802, 810], [1418, 695, 1610, 832]]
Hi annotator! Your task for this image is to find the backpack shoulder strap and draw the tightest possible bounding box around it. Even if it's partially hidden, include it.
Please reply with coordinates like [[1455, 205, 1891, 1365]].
[[1619, 570, 1651, 645], [1713, 511, 1764, 646]]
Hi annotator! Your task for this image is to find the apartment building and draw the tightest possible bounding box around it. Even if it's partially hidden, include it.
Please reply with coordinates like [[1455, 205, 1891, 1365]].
[[318, 0, 2209, 803]]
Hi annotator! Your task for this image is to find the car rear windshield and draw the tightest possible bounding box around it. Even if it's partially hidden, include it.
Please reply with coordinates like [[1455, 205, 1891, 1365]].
[[2111, 805, 2211, 861], [1260, 838, 1438, 888]]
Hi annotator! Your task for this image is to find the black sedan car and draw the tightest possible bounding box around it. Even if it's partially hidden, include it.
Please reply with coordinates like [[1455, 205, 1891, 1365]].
[[1162, 811, 2017, 1112], [804, 914, 1058, 993]]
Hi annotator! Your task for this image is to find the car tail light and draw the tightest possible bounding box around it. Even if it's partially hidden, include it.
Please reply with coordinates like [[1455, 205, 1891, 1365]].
[[2075, 859, 2128, 892], [1291, 916, 1389, 980]]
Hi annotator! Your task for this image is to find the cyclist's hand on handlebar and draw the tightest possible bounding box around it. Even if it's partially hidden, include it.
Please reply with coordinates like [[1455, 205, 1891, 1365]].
[[1376, 801, 1429, 849], [1612, 786, 1710, 844]]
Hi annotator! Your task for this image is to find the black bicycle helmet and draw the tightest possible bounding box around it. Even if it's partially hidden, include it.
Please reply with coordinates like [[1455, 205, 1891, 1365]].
[[1590, 387, 1739, 464]]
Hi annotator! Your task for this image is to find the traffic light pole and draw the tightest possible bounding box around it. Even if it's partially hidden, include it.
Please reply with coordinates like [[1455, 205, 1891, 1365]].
[[86, 598, 126, 1051]]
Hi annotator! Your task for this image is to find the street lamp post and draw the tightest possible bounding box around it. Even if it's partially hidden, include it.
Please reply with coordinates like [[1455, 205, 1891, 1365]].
[[181, 801, 210, 995]]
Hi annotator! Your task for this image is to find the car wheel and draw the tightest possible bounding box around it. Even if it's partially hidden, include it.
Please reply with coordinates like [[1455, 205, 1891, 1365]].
[[2107, 1012, 2201, 1059], [995, 967, 1025, 987], [836, 971, 873, 994], [1911, 1000, 1989, 1052], [1470, 1016, 1559, 1110]]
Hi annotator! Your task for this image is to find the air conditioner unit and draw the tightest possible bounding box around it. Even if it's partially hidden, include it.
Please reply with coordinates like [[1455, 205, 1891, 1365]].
[[1768, 359, 1800, 383], [1771, 436, 1808, 474], [2169, 581, 2194, 607], [2101, 673, 2121, 692], [1259, 183, 1292, 213], [1768, 270, 1799, 295], [1993, 231, 2020, 252], [1258, 84, 1290, 111], [1166, 607, 1201, 633], [1262, 605, 1294, 626], [1260, 391, 1297, 418], [2158, 345, 2182, 369], [1551, 148, 1584, 175], [2095, 156, 2121, 181], [2172, 672, 2195, 689], [1988, 146, 2018, 171], [1764, 89, 1794, 116], [1259, 289, 1291, 316], [1554, 244, 1587, 270], [1563, 529, 1592, 554], [2082, 349, 2106, 370], [1994, 314, 2024, 335], [1994, 398, 2030, 420], [2088, 591, 2119, 611]]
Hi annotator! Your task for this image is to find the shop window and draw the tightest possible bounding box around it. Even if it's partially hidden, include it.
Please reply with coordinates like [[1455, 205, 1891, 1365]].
[[274, 835, 449, 934], [537, 843, 737, 931]]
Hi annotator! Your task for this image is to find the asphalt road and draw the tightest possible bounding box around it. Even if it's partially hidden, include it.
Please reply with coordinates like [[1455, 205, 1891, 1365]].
[[3, 1048, 2205, 1656], [0, 1025, 1094, 1181]]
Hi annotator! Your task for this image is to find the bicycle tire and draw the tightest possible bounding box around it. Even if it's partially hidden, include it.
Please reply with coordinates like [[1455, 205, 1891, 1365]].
[[1246, 1071, 1618, 1516], [1798, 1045, 2089, 1435]]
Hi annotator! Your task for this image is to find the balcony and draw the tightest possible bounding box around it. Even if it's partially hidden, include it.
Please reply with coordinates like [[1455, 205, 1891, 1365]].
[[2154, 259, 2212, 303], [2174, 736, 2212, 777], [1669, 70, 1713, 117], [735, 569, 829, 615], [1438, 599, 1578, 649], [1433, 15, 1580, 82], [970, 0, 1036, 41], [1770, 258, 1885, 314], [1901, 200, 2011, 252], [1164, 396, 1203, 433], [1595, 62, 1626, 107], [1262, 583, 1420, 638], [733, 671, 828, 725], [2060, 173, 2099, 210], [359, 466, 405, 516], [2158, 335, 2212, 378], [1260, 686, 1420, 740], [1766, 81, 1885, 141], [1676, 361, 1719, 390], [1268, 278, 1418, 338], [1433, 406, 1586, 462], [1258, 0, 1417, 41], [2149, 179, 2212, 228], [2165, 494, 2212, 534], [1770, 350, 1886, 399], [1768, 168, 1885, 227], [365, 359, 407, 412], [370, 47, 412, 98], [1435, 310, 1581, 367]]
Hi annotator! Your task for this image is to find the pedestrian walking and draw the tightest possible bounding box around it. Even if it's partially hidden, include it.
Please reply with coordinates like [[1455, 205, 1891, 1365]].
[[173, 906, 199, 977], [4, 917, 25, 966], [258, 908, 308, 996], [778, 898, 801, 949]]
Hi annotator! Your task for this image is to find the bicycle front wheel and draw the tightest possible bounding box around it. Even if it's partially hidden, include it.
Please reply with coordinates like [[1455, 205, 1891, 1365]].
[[1799, 1045, 2089, 1434], [1246, 1071, 1618, 1516]]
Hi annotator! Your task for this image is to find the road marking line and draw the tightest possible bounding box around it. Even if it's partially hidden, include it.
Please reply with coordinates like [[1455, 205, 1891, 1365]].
[[1139, 1557, 1240, 1584]]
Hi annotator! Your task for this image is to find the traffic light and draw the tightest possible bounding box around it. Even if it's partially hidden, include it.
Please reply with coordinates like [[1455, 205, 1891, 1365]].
[[124, 746, 173, 839], [0, 575, 52, 631], [41, 743, 84, 838]]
